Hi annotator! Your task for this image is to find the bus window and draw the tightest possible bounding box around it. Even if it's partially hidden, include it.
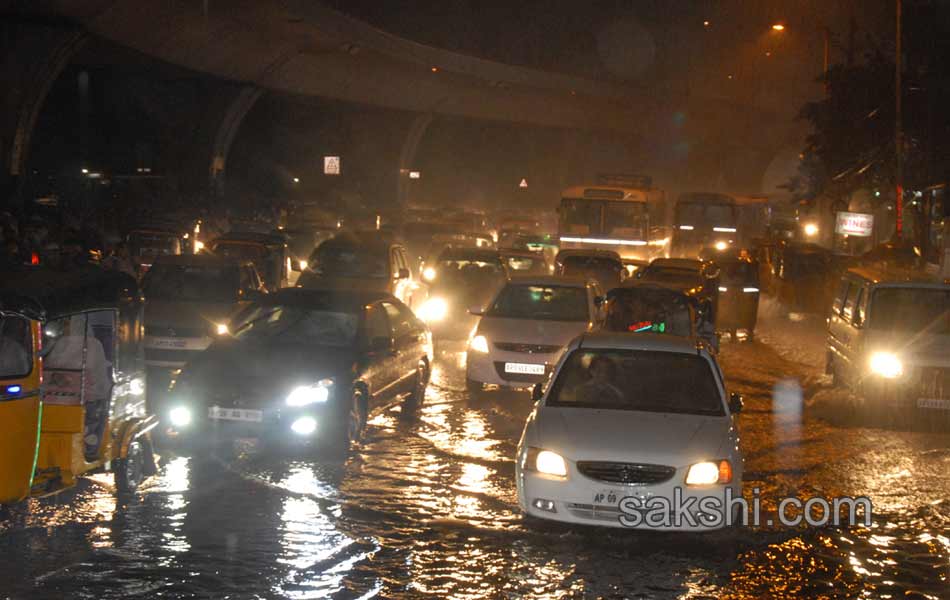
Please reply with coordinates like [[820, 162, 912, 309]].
[[605, 202, 647, 238], [560, 199, 602, 235]]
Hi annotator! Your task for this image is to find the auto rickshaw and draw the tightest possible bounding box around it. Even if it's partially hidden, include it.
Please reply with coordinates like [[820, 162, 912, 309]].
[[126, 226, 185, 278], [0, 267, 158, 507], [716, 254, 761, 340], [208, 232, 290, 291], [773, 242, 835, 316], [605, 283, 719, 352]]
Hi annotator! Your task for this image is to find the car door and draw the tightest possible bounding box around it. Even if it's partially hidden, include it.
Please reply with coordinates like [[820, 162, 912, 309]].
[[382, 300, 422, 393], [828, 276, 859, 379], [361, 302, 400, 405]]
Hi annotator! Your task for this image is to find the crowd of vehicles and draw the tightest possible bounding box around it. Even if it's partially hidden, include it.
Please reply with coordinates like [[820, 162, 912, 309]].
[[2, 180, 945, 532]]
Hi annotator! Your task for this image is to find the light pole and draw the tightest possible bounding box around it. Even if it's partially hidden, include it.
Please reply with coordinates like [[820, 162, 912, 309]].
[[895, 0, 904, 240]]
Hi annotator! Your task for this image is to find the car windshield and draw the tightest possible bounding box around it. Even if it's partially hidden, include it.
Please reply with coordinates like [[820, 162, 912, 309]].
[[548, 349, 724, 415], [504, 255, 547, 274], [436, 258, 504, 279], [232, 305, 359, 346], [870, 288, 949, 334], [143, 264, 239, 303], [310, 243, 389, 278], [0, 315, 32, 379], [129, 232, 180, 257], [213, 242, 267, 259], [605, 291, 694, 337], [487, 284, 588, 322], [562, 256, 621, 272]]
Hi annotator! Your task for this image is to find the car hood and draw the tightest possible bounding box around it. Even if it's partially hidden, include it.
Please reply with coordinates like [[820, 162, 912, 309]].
[[477, 317, 589, 347], [535, 406, 732, 467], [145, 300, 236, 332], [297, 273, 390, 292], [183, 340, 357, 399]]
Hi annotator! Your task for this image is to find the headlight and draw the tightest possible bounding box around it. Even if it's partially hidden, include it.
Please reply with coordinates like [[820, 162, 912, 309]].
[[685, 460, 732, 485], [291, 416, 317, 435], [869, 352, 903, 379], [215, 323, 229, 335], [299, 259, 308, 270], [422, 267, 437, 282], [714, 241, 728, 251], [526, 447, 567, 477], [286, 379, 332, 407], [169, 406, 192, 427], [803, 223, 819, 237], [718, 286, 728, 292], [418, 297, 448, 322], [469, 334, 489, 354]]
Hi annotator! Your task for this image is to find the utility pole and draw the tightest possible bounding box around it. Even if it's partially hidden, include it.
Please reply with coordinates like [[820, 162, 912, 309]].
[[895, 0, 904, 240]]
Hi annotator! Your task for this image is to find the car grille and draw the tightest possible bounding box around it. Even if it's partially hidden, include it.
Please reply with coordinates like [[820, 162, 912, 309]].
[[565, 502, 624, 523], [493, 342, 561, 354], [918, 367, 948, 400], [492, 362, 550, 383], [145, 325, 207, 338], [576, 461, 676, 485]]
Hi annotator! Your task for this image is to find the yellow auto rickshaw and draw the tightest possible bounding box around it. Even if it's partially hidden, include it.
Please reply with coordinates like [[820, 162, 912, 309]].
[[0, 267, 158, 507]]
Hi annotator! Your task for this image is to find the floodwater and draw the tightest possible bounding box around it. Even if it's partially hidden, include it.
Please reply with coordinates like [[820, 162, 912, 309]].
[[1, 310, 947, 599]]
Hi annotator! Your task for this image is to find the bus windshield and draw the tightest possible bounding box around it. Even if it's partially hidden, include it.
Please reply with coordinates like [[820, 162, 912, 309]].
[[560, 198, 648, 238], [559, 198, 601, 235], [675, 197, 737, 229]]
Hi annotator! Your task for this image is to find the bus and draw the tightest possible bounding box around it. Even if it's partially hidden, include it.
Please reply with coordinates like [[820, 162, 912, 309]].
[[557, 175, 667, 261], [670, 192, 738, 258]]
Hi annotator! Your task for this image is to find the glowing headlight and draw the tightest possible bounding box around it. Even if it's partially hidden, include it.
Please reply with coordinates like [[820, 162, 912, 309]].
[[299, 259, 308, 270], [469, 334, 489, 354], [291, 416, 317, 435], [286, 380, 332, 407], [422, 267, 437, 282], [803, 223, 819, 237], [718, 286, 728, 292], [169, 406, 192, 427], [685, 460, 732, 485], [534, 449, 567, 477], [714, 241, 728, 251], [418, 297, 448, 322], [869, 352, 903, 379], [215, 323, 229, 335]]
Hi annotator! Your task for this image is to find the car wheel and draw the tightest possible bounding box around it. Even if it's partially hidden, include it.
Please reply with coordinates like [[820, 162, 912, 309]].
[[115, 438, 153, 497], [465, 377, 484, 400], [335, 389, 367, 451], [404, 361, 429, 414]]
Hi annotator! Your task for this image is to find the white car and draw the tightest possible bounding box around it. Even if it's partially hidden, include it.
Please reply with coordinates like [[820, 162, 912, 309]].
[[516, 332, 743, 531], [465, 276, 604, 394]]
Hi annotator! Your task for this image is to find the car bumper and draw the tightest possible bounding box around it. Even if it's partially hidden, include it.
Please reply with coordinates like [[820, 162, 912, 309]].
[[517, 470, 741, 531], [465, 348, 558, 388]]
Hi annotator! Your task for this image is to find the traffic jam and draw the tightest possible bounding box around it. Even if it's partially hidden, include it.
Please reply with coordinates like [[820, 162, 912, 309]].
[[2, 177, 947, 598]]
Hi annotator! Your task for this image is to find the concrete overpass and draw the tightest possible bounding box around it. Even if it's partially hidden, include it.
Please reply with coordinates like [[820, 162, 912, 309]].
[[2, 1, 800, 202]]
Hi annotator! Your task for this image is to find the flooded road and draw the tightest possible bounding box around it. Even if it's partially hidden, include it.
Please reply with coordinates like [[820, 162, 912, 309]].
[[2, 314, 948, 599]]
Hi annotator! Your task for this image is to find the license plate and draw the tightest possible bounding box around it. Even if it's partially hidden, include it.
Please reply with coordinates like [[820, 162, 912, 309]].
[[208, 406, 263, 422], [917, 398, 950, 411], [151, 337, 186, 348], [592, 489, 622, 505], [505, 362, 545, 375]]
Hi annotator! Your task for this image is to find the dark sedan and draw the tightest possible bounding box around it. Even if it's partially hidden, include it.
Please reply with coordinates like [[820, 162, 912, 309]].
[[164, 288, 432, 451]]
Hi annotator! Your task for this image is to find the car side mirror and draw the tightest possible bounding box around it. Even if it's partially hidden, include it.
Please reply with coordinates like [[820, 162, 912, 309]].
[[532, 382, 544, 402], [468, 304, 485, 316], [729, 392, 743, 413], [397, 267, 410, 280]]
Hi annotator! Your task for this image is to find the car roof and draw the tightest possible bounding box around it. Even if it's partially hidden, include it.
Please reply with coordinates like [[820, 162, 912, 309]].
[[153, 253, 249, 267], [577, 331, 706, 355], [649, 258, 703, 270], [264, 287, 393, 309], [507, 274, 589, 287], [847, 266, 949, 287], [213, 231, 285, 245], [437, 247, 502, 260]]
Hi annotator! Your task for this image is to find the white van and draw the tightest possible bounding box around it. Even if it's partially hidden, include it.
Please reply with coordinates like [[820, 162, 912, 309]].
[[826, 266, 949, 416]]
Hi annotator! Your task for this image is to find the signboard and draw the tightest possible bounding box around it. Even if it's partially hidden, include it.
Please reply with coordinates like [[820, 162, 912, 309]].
[[323, 156, 341, 175], [409, 171, 421, 179], [519, 178, 528, 188], [835, 212, 874, 237]]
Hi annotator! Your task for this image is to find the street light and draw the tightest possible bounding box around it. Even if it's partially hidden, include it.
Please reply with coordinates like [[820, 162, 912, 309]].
[[293, 177, 300, 183], [771, 24, 785, 31]]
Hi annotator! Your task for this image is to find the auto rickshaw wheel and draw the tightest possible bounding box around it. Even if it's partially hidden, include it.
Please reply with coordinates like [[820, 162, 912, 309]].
[[115, 438, 153, 496]]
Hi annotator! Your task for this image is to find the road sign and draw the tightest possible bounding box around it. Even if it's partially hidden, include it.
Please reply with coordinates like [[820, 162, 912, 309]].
[[519, 178, 528, 188], [324, 156, 341, 175]]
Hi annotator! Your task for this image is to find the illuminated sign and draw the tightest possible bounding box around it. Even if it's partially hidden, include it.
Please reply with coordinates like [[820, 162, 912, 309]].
[[835, 212, 873, 237], [519, 178, 528, 188], [324, 156, 341, 175], [409, 171, 421, 179]]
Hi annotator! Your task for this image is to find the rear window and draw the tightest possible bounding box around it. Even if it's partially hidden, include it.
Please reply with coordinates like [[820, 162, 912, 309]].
[[143, 264, 239, 303], [487, 284, 588, 322], [212, 242, 267, 259], [548, 349, 724, 416], [310, 243, 389, 278], [0, 315, 32, 379]]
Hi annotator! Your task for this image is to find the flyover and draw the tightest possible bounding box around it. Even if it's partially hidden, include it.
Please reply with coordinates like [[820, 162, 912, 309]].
[[2, 1, 799, 202]]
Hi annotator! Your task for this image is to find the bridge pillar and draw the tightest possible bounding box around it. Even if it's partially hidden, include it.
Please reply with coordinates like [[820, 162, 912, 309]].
[[396, 112, 433, 207], [0, 21, 86, 206], [182, 84, 264, 199]]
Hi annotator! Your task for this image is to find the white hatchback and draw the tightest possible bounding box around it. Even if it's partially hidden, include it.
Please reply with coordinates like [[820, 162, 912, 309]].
[[465, 276, 604, 393], [516, 332, 744, 531]]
